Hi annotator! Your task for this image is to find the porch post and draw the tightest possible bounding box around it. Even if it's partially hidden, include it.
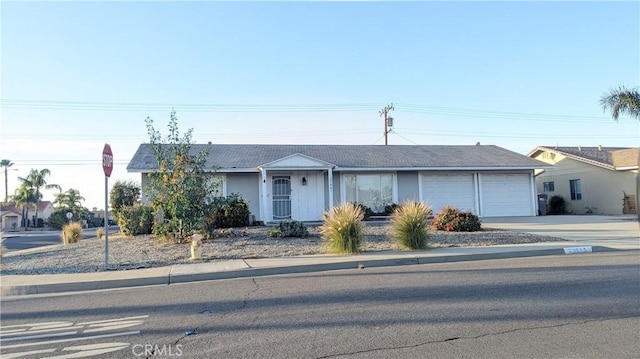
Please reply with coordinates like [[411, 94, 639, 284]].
[[529, 171, 537, 216], [260, 167, 268, 222], [328, 167, 334, 208]]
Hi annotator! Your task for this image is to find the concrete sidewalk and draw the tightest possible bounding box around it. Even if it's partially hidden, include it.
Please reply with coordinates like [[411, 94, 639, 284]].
[[1, 215, 638, 297]]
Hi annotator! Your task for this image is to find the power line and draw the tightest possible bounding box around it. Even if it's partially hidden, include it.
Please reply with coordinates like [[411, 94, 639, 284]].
[[0, 98, 621, 123]]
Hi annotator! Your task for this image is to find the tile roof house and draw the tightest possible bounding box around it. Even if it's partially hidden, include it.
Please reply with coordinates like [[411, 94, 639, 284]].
[[527, 146, 639, 215], [0, 201, 55, 225], [128, 144, 550, 221]]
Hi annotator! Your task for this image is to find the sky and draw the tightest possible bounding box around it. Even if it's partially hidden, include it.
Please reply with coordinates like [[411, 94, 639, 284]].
[[1, 1, 639, 211]]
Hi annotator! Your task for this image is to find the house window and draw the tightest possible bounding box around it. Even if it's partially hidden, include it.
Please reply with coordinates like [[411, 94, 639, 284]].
[[570, 179, 582, 200], [344, 174, 393, 213], [206, 175, 226, 202], [543, 181, 555, 192]]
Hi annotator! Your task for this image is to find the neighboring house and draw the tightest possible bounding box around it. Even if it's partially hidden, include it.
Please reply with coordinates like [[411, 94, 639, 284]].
[[527, 146, 638, 215], [128, 144, 550, 222], [0, 208, 22, 231], [0, 201, 55, 226]]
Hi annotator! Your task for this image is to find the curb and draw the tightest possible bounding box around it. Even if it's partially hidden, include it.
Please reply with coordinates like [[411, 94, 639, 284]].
[[0, 246, 625, 297]]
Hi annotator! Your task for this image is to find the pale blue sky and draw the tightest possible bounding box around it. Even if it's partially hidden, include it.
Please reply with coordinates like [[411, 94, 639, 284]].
[[1, 1, 639, 209]]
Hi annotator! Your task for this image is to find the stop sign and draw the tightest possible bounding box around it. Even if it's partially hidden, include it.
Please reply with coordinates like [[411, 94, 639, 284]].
[[102, 144, 113, 177]]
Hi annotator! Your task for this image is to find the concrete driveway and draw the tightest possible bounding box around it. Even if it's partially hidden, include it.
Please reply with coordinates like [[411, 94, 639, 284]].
[[482, 215, 639, 250]]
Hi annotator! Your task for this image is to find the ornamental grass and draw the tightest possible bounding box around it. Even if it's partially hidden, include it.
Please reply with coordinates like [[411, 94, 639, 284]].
[[320, 203, 365, 254], [390, 201, 432, 250]]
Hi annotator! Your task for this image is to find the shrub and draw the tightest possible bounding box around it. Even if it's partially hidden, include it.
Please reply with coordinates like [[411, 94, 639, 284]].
[[117, 204, 153, 236], [384, 203, 399, 215], [548, 195, 566, 214], [47, 210, 69, 230], [390, 201, 432, 250], [96, 227, 104, 239], [204, 193, 250, 231], [61, 222, 83, 245], [320, 203, 365, 254], [431, 206, 481, 232], [353, 203, 373, 220], [269, 220, 309, 238]]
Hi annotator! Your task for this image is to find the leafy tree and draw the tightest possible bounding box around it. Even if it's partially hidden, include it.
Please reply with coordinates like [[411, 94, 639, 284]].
[[1, 159, 14, 203], [18, 169, 61, 227], [144, 111, 217, 242], [600, 85, 640, 221], [109, 180, 141, 215]]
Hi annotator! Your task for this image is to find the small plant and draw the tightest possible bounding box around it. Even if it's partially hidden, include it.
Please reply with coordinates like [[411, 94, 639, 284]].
[[96, 227, 104, 239], [390, 201, 432, 250], [431, 206, 481, 232], [548, 195, 566, 214], [268, 220, 309, 238], [61, 222, 83, 245], [384, 203, 399, 215], [320, 203, 365, 254]]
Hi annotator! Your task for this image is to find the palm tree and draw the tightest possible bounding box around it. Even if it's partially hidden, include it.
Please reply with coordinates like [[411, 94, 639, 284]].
[[600, 85, 640, 221], [12, 184, 36, 230], [54, 188, 86, 217], [600, 86, 640, 120], [1, 159, 14, 203], [18, 169, 61, 227]]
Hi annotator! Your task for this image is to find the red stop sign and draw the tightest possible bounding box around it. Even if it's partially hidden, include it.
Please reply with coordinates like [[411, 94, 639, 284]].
[[102, 144, 113, 177]]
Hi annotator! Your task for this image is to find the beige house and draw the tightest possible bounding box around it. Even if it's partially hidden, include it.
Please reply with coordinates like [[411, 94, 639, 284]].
[[1, 209, 22, 231], [528, 146, 638, 215], [0, 201, 55, 227]]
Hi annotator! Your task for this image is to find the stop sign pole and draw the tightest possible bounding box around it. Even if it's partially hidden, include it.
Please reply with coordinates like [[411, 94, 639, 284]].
[[102, 144, 113, 269]]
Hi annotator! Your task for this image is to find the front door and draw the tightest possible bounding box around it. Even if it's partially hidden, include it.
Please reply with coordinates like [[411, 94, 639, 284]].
[[272, 176, 292, 220]]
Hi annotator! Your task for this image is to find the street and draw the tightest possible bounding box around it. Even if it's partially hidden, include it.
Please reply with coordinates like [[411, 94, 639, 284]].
[[1, 252, 639, 358], [1, 229, 103, 252]]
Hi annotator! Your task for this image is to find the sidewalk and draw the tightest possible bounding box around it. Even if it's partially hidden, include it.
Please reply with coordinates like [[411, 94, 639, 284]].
[[0, 242, 632, 297], [1, 215, 638, 297]]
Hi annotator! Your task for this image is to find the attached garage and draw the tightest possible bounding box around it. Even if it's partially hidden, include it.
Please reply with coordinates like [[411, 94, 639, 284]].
[[480, 173, 534, 217], [421, 173, 476, 213]]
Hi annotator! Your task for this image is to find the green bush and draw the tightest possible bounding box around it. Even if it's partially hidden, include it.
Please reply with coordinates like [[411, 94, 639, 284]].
[[390, 201, 432, 250], [204, 193, 250, 231], [47, 210, 69, 230], [269, 220, 309, 238], [384, 203, 399, 215], [117, 204, 153, 236], [320, 203, 365, 254], [431, 205, 481, 232], [548, 195, 566, 214], [61, 222, 83, 245], [353, 203, 373, 220]]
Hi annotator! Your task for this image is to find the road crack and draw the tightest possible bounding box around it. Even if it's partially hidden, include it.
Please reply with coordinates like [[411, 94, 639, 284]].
[[316, 315, 640, 358], [145, 278, 260, 359]]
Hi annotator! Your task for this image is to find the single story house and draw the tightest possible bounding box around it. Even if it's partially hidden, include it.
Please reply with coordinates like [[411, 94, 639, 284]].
[[128, 144, 550, 222], [1, 208, 22, 231], [527, 146, 638, 215], [0, 201, 55, 226]]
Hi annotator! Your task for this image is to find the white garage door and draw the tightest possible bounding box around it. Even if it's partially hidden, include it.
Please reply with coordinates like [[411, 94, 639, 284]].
[[421, 174, 476, 214], [480, 174, 533, 217]]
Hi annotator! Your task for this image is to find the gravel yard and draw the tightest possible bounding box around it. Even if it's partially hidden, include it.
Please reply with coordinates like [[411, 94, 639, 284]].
[[0, 222, 565, 275]]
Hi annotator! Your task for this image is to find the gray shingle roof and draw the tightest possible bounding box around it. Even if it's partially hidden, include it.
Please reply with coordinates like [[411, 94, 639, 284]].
[[127, 144, 547, 172]]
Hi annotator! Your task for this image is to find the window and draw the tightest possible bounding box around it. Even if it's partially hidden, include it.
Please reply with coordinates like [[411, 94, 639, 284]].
[[543, 181, 555, 192], [344, 174, 393, 213], [570, 179, 582, 200]]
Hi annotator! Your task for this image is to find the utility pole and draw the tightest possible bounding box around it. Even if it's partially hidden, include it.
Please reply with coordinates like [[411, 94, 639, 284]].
[[379, 103, 394, 145]]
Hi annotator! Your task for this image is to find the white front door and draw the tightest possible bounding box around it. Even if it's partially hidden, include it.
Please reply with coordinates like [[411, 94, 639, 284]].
[[270, 172, 325, 221]]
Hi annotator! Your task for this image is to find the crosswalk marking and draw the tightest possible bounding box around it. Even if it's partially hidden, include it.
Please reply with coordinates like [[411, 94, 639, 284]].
[[0, 315, 148, 358]]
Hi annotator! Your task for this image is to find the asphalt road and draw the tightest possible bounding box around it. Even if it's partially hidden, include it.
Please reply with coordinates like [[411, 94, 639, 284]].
[[1, 252, 639, 358], [1, 229, 101, 252]]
